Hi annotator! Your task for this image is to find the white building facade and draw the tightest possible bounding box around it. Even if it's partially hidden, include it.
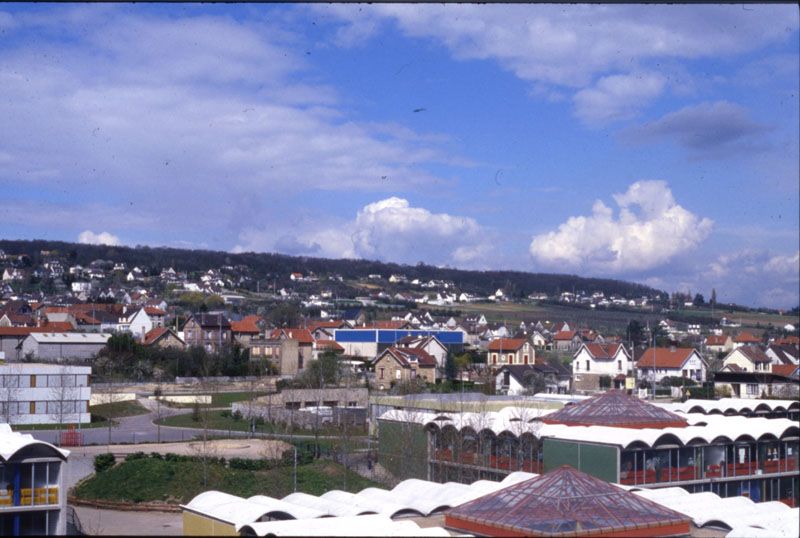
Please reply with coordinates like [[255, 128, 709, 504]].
[[0, 364, 91, 425]]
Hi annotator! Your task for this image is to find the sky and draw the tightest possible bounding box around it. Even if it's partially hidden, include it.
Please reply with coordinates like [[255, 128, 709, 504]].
[[1, 4, 798, 308]]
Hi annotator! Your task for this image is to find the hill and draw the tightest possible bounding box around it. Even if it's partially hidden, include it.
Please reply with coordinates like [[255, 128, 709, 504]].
[[0, 238, 664, 300]]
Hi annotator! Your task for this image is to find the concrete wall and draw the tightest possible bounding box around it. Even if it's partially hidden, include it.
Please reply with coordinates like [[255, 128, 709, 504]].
[[20, 340, 106, 362]]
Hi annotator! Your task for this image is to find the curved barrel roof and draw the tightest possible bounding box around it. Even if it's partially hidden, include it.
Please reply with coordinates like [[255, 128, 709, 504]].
[[0, 424, 69, 462]]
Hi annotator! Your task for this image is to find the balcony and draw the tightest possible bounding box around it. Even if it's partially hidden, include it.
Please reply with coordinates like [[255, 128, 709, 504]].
[[0, 487, 59, 508]]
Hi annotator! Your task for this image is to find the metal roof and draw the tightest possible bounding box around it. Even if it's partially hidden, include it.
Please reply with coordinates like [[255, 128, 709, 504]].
[[25, 332, 112, 344], [445, 465, 691, 537], [542, 390, 688, 429]]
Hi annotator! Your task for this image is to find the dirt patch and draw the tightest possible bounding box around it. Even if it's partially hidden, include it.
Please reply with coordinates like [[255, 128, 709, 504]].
[[77, 439, 290, 460]]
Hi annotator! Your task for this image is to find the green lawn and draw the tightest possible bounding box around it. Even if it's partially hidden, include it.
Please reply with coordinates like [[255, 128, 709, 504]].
[[156, 409, 364, 437], [91, 400, 150, 419], [73, 458, 381, 504]]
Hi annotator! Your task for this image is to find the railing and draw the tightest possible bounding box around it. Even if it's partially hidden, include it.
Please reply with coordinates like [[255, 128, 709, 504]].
[[619, 458, 798, 485], [432, 449, 543, 473]]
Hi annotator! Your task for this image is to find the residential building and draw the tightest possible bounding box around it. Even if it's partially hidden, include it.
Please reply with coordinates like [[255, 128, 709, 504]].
[[372, 347, 437, 388], [766, 344, 799, 366], [733, 331, 761, 349], [635, 347, 707, 384], [713, 371, 799, 400], [486, 338, 535, 367], [721, 345, 772, 373], [249, 328, 314, 375], [230, 315, 262, 347], [0, 423, 69, 535], [333, 328, 463, 359], [494, 362, 570, 395], [396, 335, 448, 369], [553, 330, 582, 352], [572, 343, 632, 391], [182, 313, 232, 353], [705, 334, 733, 354], [142, 327, 185, 349]]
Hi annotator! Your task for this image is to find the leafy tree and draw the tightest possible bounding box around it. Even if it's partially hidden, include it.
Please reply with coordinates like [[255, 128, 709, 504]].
[[268, 303, 301, 328], [626, 320, 645, 344], [693, 293, 705, 307], [710, 288, 717, 306]]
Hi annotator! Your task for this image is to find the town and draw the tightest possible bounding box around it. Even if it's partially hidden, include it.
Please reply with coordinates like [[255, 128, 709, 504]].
[[0, 242, 797, 536], [2, 3, 798, 537]]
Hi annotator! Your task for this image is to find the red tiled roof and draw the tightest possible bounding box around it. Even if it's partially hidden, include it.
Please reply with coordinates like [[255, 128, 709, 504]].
[[543, 390, 688, 429], [583, 343, 624, 360], [445, 465, 691, 537], [487, 338, 527, 351], [269, 328, 314, 344], [776, 336, 799, 346], [0, 327, 36, 337], [772, 364, 799, 378], [705, 335, 729, 346], [635, 347, 697, 369], [734, 331, 761, 343], [316, 340, 344, 352], [382, 346, 437, 368], [231, 315, 262, 334], [38, 321, 75, 332], [143, 327, 167, 345], [144, 306, 166, 316], [308, 320, 347, 332], [553, 330, 577, 341]]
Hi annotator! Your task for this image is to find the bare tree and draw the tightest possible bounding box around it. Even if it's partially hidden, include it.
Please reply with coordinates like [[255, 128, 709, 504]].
[[48, 366, 79, 444], [91, 383, 120, 452], [0, 363, 22, 425]]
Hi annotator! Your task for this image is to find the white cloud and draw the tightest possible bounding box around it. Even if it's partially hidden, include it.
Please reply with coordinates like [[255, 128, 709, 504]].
[[573, 72, 666, 125], [235, 197, 492, 267], [78, 230, 120, 246], [529, 180, 713, 273], [0, 7, 463, 241], [701, 249, 800, 308], [319, 5, 797, 121]]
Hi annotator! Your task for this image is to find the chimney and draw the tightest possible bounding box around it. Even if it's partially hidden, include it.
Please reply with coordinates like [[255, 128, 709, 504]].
[[670, 344, 676, 353]]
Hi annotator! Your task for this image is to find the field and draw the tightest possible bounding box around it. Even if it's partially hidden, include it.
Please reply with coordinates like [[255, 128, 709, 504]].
[[73, 458, 380, 504]]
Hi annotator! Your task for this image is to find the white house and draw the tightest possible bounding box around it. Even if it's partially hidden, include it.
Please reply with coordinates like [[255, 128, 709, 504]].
[[0, 423, 70, 534], [721, 346, 771, 373], [572, 343, 632, 391], [0, 363, 91, 425], [635, 347, 707, 384]]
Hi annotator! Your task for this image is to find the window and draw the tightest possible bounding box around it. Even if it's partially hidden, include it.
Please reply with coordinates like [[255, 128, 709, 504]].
[[617, 360, 622, 371], [379, 367, 385, 380], [682, 369, 688, 377], [746, 383, 758, 395], [395, 370, 401, 380], [30, 401, 36, 414], [575, 362, 580, 371], [585, 360, 590, 372]]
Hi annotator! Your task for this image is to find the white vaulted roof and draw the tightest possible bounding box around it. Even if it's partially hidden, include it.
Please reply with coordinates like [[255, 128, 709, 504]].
[[657, 398, 800, 415], [0, 424, 69, 461], [238, 514, 451, 536], [382, 407, 800, 449]]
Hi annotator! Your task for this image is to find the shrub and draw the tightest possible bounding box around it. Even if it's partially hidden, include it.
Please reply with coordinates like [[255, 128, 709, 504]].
[[124, 452, 147, 462], [221, 410, 230, 418], [228, 458, 273, 471], [232, 410, 243, 421], [94, 453, 116, 473]]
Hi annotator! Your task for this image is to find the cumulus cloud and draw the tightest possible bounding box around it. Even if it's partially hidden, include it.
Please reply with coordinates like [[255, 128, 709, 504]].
[[78, 230, 120, 246], [235, 197, 492, 267], [318, 5, 797, 121], [529, 180, 713, 273], [623, 101, 771, 156]]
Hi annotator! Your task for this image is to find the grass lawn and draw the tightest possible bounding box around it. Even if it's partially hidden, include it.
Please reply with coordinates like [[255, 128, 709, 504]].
[[91, 400, 150, 419], [156, 409, 363, 437], [73, 458, 380, 504]]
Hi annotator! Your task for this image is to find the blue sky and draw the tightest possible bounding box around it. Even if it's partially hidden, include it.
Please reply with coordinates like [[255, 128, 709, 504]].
[[1, 4, 798, 308]]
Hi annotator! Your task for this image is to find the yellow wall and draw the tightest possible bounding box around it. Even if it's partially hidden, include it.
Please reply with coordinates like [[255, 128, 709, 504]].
[[183, 511, 237, 536]]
